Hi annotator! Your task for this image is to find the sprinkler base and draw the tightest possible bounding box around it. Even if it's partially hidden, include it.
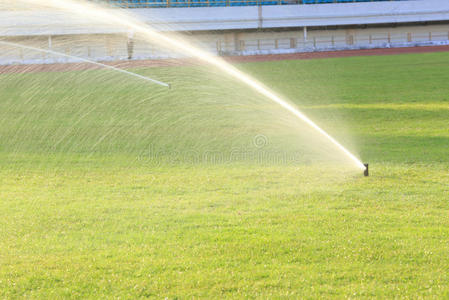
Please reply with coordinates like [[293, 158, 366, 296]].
[[364, 163, 369, 177]]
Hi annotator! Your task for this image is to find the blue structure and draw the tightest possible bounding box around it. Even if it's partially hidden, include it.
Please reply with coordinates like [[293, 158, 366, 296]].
[[98, 0, 408, 8]]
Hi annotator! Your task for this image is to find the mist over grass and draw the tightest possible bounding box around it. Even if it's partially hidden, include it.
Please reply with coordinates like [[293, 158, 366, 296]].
[[0, 57, 364, 170]]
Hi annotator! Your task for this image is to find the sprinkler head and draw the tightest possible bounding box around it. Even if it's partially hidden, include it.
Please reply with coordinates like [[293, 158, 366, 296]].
[[363, 163, 369, 177]]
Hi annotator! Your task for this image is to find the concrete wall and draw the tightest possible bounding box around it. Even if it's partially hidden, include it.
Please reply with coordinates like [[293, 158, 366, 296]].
[[1, 0, 449, 36], [226, 23, 449, 54], [1, 0, 449, 64], [139, 0, 449, 31], [2, 23, 449, 64]]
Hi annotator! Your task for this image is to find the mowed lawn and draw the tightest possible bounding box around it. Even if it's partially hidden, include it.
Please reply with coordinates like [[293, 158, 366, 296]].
[[1, 51, 449, 298]]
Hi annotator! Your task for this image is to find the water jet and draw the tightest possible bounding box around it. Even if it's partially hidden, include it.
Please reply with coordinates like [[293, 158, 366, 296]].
[[0, 40, 170, 88], [14, 0, 365, 170], [3, 0, 366, 171]]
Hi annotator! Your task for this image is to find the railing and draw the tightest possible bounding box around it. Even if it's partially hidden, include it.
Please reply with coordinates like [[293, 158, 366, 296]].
[[97, 0, 407, 8], [215, 31, 449, 54]]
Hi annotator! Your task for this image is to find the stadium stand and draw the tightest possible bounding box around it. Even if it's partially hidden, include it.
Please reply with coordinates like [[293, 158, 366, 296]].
[[96, 0, 409, 8], [3, 0, 446, 65]]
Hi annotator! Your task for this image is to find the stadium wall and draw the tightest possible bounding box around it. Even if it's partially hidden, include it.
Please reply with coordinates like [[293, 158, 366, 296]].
[[3, 23, 449, 64], [1, 0, 449, 64]]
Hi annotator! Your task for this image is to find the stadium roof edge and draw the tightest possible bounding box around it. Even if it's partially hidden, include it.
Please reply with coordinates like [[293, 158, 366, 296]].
[[1, 0, 448, 36]]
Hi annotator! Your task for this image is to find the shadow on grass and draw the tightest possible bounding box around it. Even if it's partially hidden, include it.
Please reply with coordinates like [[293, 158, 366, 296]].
[[358, 135, 449, 164]]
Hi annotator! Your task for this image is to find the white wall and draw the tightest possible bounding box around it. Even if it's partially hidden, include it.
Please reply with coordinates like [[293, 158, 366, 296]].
[[138, 0, 449, 31], [1, 0, 449, 36], [2, 23, 449, 65], [2, 0, 449, 64]]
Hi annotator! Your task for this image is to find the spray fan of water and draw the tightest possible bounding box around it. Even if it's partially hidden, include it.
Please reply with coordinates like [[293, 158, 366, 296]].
[[0, 0, 365, 173]]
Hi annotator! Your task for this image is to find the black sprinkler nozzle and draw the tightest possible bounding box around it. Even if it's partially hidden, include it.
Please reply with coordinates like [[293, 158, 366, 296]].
[[364, 163, 369, 177]]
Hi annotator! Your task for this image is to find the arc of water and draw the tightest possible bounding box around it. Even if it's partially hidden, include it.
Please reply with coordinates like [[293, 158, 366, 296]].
[[14, 0, 366, 170], [0, 40, 170, 88], [123, 29, 367, 170]]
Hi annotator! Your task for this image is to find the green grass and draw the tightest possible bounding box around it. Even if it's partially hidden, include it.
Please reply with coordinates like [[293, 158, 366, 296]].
[[1, 51, 449, 298]]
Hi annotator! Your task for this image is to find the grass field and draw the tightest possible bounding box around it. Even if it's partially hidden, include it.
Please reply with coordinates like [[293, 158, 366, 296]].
[[1, 51, 449, 298]]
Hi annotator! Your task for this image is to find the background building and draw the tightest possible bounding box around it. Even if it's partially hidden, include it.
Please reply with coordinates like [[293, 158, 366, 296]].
[[1, 0, 449, 64]]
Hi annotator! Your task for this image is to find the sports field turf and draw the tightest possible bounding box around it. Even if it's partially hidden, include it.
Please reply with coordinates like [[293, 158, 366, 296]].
[[0, 51, 448, 298]]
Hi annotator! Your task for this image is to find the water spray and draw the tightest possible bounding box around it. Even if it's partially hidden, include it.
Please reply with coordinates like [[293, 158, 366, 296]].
[[14, 0, 366, 171], [0, 41, 170, 88]]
